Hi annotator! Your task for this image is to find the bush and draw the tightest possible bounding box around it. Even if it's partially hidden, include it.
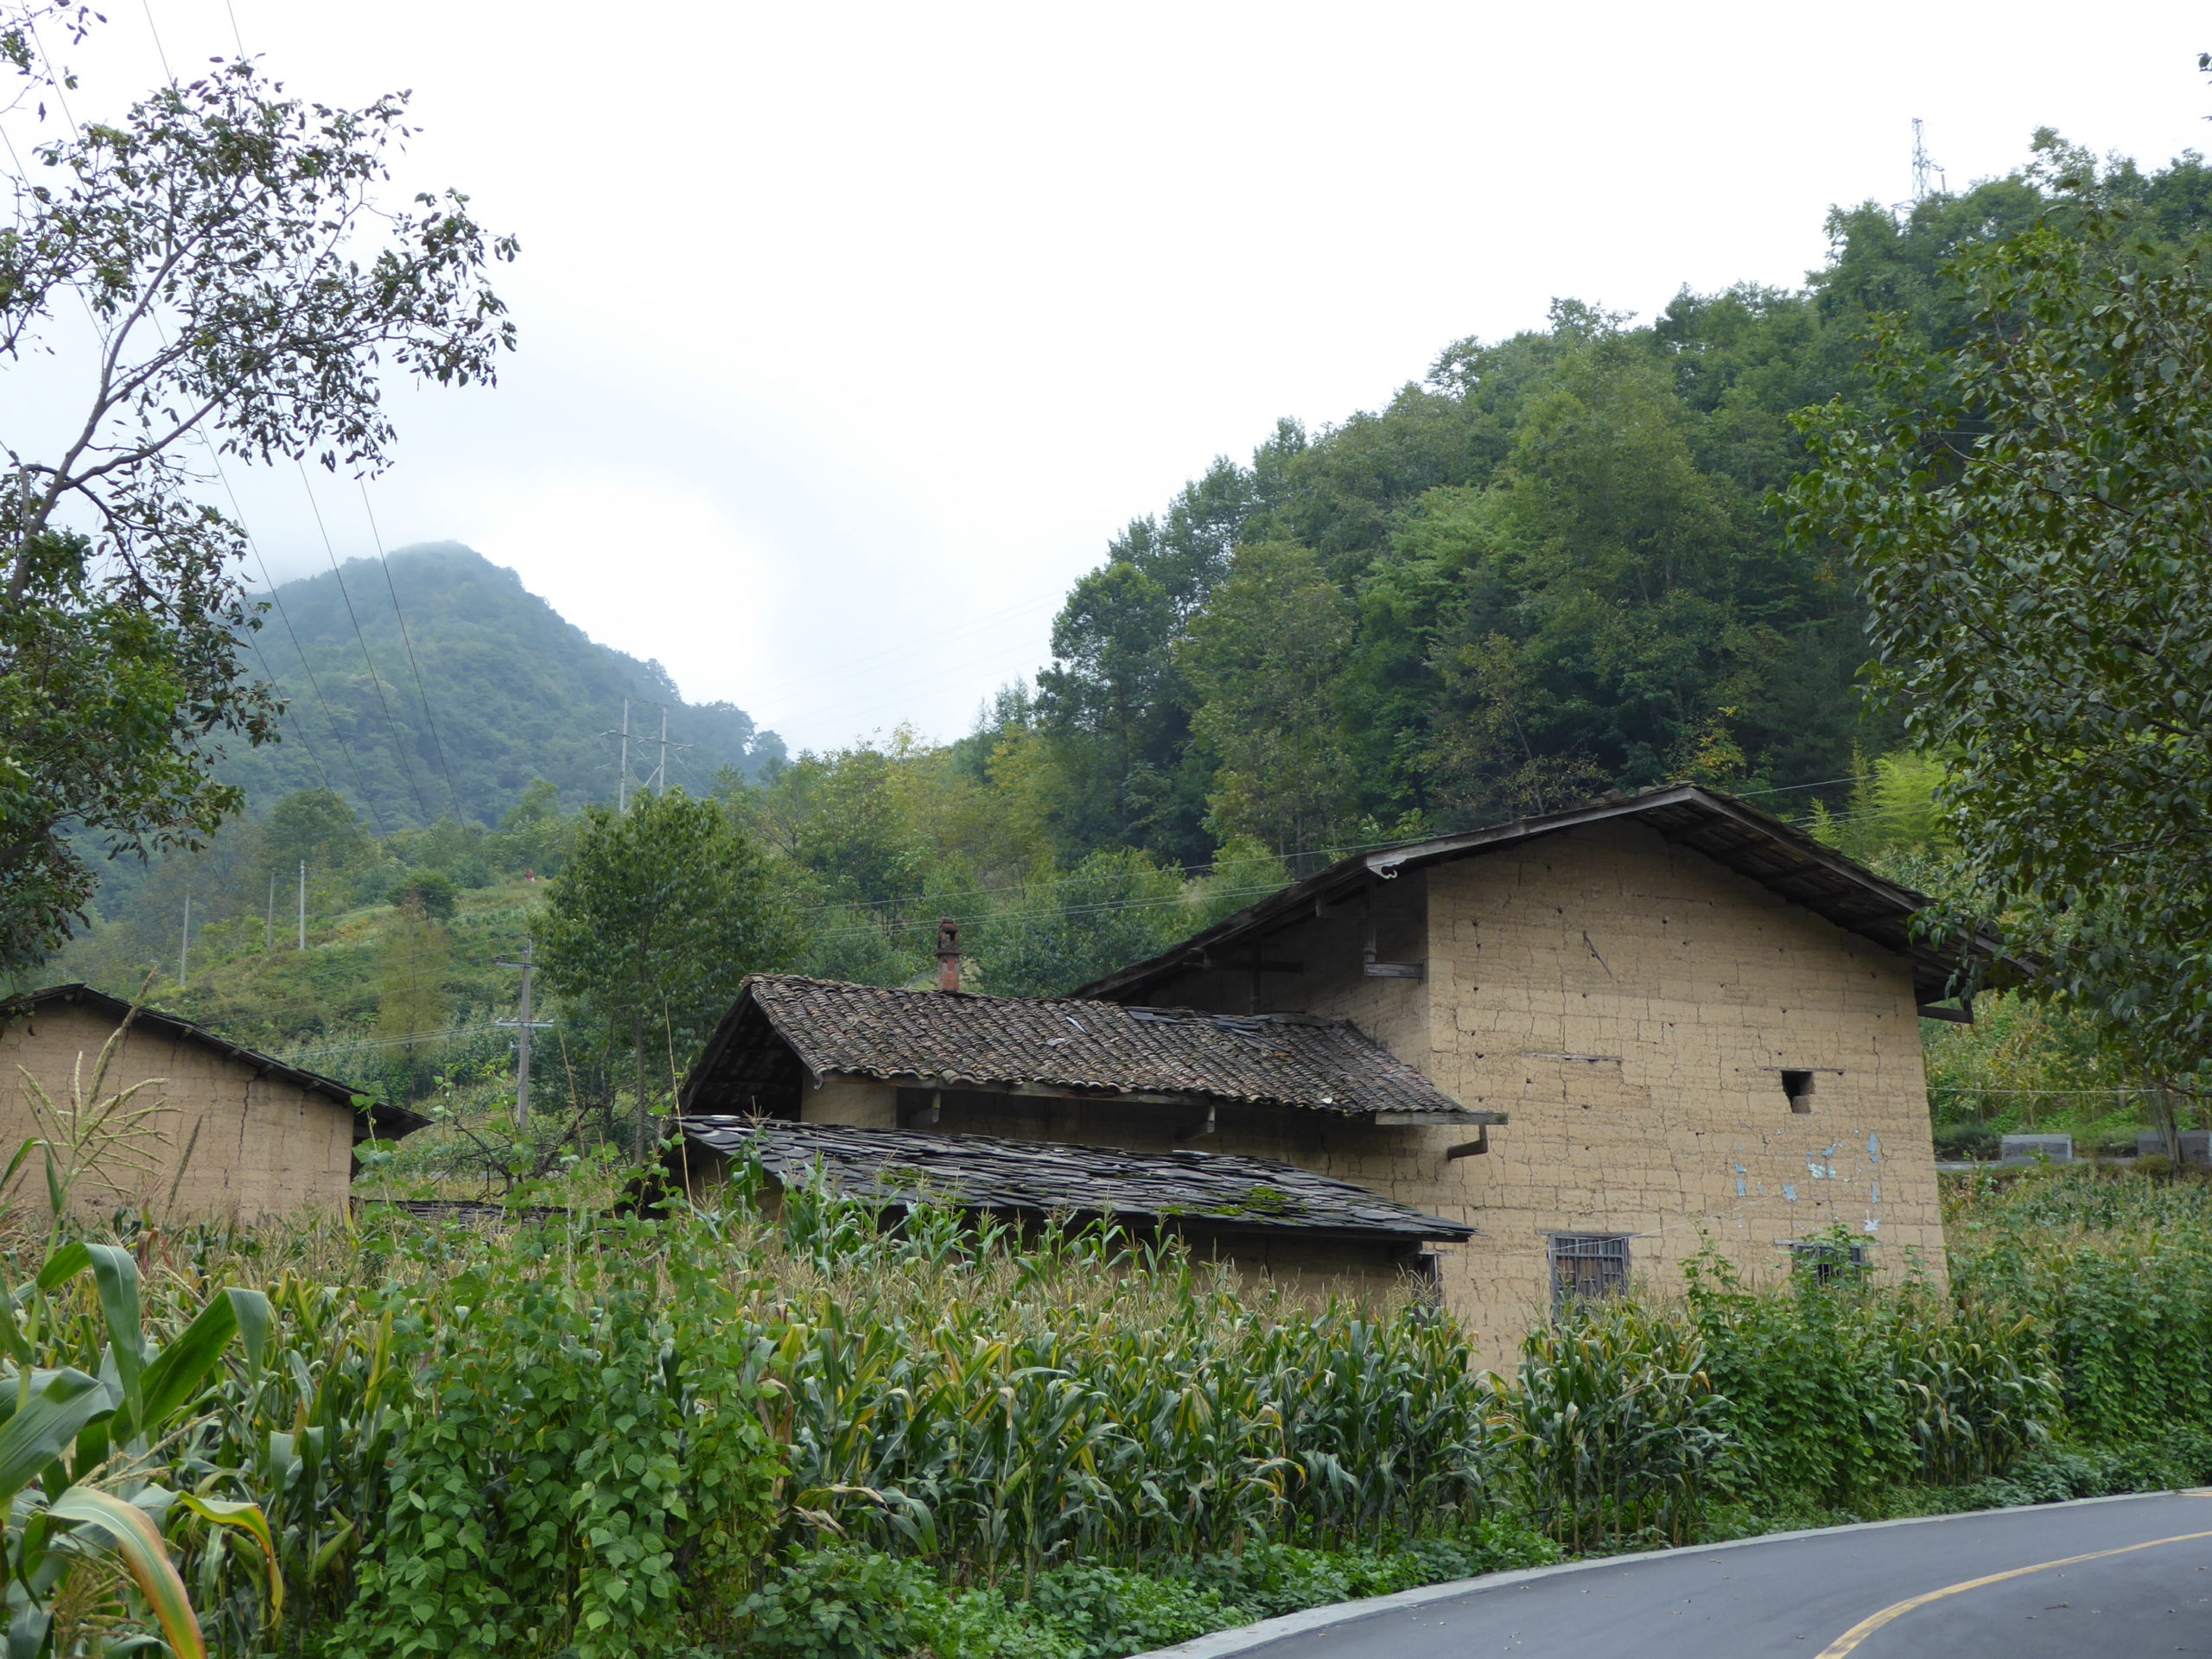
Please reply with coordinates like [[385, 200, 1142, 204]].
[[1948, 1166, 2212, 1440], [1934, 1122, 2001, 1161], [393, 869, 458, 918], [1024, 1564, 1243, 1659], [738, 1547, 936, 1659]]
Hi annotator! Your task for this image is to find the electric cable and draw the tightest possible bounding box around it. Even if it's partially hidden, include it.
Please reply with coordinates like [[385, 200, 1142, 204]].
[[296, 459, 435, 825], [358, 480, 464, 819]]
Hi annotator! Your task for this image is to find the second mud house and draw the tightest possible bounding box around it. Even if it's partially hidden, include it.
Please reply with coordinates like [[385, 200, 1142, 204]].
[[0, 985, 427, 1223], [677, 785, 2005, 1363]]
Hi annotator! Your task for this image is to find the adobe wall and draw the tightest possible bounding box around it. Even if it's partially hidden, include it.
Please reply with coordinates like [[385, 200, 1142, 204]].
[[1135, 822, 1948, 1372], [0, 1003, 358, 1224]]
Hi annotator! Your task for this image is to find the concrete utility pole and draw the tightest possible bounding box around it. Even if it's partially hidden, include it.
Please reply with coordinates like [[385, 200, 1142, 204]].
[[618, 698, 632, 810], [639, 704, 690, 798], [297, 861, 307, 950], [178, 892, 190, 986], [495, 938, 553, 1132], [266, 871, 276, 951]]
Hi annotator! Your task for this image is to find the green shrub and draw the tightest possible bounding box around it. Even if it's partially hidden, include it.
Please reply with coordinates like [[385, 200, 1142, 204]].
[[737, 1545, 935, 1659], [1024, 1563, 1243, 1659], [324, 1216, 785, 1659]]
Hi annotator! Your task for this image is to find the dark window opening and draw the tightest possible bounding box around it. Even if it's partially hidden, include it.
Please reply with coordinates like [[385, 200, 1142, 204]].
[[1550, 1234, 1630, 1309], [1789, 1240, 1869, 1285], [1783, 1070, 1815, 1113]]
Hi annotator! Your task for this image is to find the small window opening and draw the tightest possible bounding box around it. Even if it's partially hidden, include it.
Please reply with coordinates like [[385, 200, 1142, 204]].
[[1782, 1070, 1815, 1113], [1789, 1240, 1869, 1285], [1550, 1234, 1630, 1310]]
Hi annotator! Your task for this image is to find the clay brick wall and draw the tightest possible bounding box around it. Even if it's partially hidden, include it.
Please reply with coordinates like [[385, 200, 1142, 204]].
[[0, 1003, 359, 1223], [1131, 821, 1948, 1371]]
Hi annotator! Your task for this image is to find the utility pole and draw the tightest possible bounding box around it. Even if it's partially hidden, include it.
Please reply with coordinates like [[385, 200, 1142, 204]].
[[297, 861, 307, 950], [266, 871, 276, 952], [494, 938, 553, 1132], [178, 892, 190, 987], [617, 698, 632, 811], [639, 704, 690, 798]]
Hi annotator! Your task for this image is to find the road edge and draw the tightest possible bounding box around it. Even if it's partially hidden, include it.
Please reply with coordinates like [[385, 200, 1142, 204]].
[[1134, 1488, 2205, 1658]]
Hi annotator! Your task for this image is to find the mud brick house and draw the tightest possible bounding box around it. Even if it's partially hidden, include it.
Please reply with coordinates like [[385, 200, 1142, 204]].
[[0, 985, 426, 1223], [678, 785, 2007, 1365]]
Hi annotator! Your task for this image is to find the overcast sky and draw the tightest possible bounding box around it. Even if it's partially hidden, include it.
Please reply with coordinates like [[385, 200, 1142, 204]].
[[16, 2, 2212, 753]]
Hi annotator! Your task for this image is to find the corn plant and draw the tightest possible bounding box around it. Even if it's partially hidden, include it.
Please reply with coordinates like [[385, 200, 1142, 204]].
[[0, 1238, 276, 1657], [1489, 1302, 1732, 1552]]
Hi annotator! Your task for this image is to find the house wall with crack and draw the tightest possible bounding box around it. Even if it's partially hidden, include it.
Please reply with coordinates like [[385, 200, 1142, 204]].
[[1125, 819, 1945, 1371], [1410, 820, 1945, 1368]]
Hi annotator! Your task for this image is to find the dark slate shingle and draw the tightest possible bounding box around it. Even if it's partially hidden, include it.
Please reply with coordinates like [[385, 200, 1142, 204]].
[[682, 974, 1470, 1121], [679, 1116, 1475, 1242]]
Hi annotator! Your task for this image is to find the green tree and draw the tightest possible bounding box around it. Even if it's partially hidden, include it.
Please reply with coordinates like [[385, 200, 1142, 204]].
[[1178, 542, 1356, 854], [537, 791, 801, 1147], [970, 848, 1188, 997], [0, 32, 514, 972], [375, 891, 450, 1067], [1791, 185, 2212, 1090]]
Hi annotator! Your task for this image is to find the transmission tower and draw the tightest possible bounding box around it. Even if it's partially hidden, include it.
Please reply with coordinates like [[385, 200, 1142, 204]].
[[1910, 118, 1947, 206]]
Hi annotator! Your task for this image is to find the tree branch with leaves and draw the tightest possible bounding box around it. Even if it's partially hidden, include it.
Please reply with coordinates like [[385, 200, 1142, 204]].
[[0, 15, 515, 972]]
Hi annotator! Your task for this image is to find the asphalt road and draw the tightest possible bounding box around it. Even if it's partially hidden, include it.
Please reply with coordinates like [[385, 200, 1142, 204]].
[[1181, 1491, 2212, 1658]]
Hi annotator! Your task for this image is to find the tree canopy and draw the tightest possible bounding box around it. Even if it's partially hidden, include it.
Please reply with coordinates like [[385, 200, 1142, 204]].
[[1793, 163, 2212, 1090], [0, 24, 514, 971]]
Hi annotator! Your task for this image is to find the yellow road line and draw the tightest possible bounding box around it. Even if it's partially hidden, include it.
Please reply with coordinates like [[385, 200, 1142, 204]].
[[1815, 1526, 2212, 1657]]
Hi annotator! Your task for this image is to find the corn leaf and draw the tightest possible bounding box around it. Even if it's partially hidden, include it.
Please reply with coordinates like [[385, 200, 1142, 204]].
[[47, 1488, 205, 1659], [82, 1244, 145, 1425], [0, 1370, 107, 1507], [175, 1493, 283, 1621], [223, 1288, 270, 1389], [135, 1292, 239, 1440]]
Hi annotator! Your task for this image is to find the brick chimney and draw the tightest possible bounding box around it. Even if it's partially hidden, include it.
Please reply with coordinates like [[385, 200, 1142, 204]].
[[935, 917, 962, 992]]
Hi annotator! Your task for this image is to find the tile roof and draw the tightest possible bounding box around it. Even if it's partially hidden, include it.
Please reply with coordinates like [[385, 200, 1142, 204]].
[[680, 974, 1480, 1122], [1075, 784, 2028, 1007], [3, 984, 427, 1141], [678, 1116, 1475, 1242]]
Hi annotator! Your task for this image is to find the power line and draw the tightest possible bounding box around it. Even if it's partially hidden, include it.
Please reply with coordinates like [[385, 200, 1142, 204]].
[[214, 464, 388, 832], [0, 54, 376, 827], [357, 482, 463, 819], [137, 0, 174, 81], [296, 460, 435, 826]]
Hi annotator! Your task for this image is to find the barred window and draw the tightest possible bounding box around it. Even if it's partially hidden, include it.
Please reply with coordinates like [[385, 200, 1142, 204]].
[[1789, 1240, 1869, 1285], [1549, 1234, 1630, 1308]]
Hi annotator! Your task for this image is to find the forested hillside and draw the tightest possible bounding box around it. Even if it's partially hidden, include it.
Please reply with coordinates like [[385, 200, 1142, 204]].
[[52, 136, 2212, 1148], [1001, 138, 2212, 868], [224, 542, 784, 830]]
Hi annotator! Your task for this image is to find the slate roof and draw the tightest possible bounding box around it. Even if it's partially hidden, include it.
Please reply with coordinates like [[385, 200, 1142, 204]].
[[680, 974, 1479, 1122], [677, 1116, 1476, 1242], [1076, 784, 2027, 1007], [2, 984, 428, 1141]]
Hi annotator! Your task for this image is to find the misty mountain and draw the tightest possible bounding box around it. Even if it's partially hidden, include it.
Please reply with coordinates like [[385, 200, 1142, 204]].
[[221, 543, 782, 829]]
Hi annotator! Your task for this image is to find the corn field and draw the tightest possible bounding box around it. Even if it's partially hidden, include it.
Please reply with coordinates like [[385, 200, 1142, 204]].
[[4, 1166, 2193, 1656]]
